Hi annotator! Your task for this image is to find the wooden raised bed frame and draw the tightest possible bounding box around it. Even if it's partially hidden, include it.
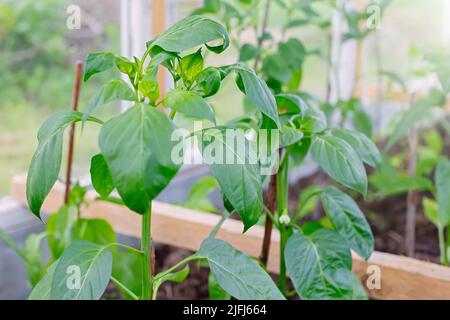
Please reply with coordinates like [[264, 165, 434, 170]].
[[10, 174, 450, 300]]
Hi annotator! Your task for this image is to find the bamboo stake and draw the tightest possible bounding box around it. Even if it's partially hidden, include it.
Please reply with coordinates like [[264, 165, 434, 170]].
[[405, 93, 417, 257], [63, 61, 83, 204]]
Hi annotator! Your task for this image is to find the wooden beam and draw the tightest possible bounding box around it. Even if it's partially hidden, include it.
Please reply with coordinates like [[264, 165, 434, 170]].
[[151, 0, 167, 96], [10, 174, 450, 300]]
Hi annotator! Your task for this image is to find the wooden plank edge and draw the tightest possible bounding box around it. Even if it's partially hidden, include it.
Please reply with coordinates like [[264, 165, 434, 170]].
[[10, 174, 450, 300]]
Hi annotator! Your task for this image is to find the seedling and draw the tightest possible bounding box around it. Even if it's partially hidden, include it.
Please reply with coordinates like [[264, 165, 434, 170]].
[[25, 16, 287, 300]]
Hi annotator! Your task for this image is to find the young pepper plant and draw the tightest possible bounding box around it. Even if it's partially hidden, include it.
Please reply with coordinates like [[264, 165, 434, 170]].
[[26, 15, 285, 300], [196, 0, 381, 299], [422, 156, 450, 266]]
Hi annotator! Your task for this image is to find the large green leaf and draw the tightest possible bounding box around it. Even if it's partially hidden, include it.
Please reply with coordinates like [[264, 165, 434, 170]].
[[83, 79, 135, 122], [84, 51, 118, 81], [330, 128, 381, 168], [50, 241, 112, 300], [436, 157, 450, 226], [26, 111, 102, 218], [99, 104, 181, 214], [163, 89, 215, 123], [28, 261, 58, 300], [199, 128, 263, 231], [197, 238, 284, 300], [311, 135, 367, 196], [285, 229, 365, 299], [147, 15, 229, 53], [232, 64, 280, 128], [321, 186, 374, 260], [90, 153, 115, 198]]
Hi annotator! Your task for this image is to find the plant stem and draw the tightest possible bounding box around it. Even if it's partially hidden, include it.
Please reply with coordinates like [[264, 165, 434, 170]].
[[438, 227, 448, 266], [277, 152, 289, 294], [141, 203, 153, 300], [64, 61, 83, 204], [111, 276, 139, 300]]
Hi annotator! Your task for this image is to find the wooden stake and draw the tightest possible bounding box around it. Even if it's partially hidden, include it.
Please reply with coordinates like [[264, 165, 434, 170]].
[[405, 93, 417, 257], [64, 61, 83, 204]]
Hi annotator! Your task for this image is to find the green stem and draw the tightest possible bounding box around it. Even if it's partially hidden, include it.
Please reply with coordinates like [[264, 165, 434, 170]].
[[277, 152, 289, 294], [141, 203, 153, 300], [155, 255, 201, 281], [111, 276, 139, 300], [438, 226, 448, 266]]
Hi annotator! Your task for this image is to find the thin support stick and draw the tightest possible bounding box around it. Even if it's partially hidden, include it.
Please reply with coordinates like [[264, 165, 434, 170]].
[[64, 61, 83, 204], [260, 173, 277, 267], [253, 0, 272, 70], [405, 94, 417, 257]]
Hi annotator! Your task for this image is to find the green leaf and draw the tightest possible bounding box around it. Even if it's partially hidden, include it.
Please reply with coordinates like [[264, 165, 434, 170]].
[[352, 107, 373, 137], [99, 104, 181, 214], [50, 240, 112, 300], [436, 157, 450, 226], [90, 154, 115, 198], [178, 49, 204, 87], [112, 250, 143, 299], [232, 64, 280, 128], [200, 128, 263, 231], [147, 15, 229, 53], [0, 228, 24, 259], [26, 111, 102, 218], [197, 238, 284, 300], [280, 125, 303, 148], [208, 272, 231, 300], [23, 233, 46, 287], [138, 73, 160, 104], [182, 176, 219, 212], [295, 186, 322, 220], [194, 67, 221, 97], [46, 205, 75, 260], [153, 266, 190, 296], [285, 229, 365, 299], [275, 93, 307, 114], [422, 197, 440, 227], [239, 44, 260, 62], [28, 261, 58, 300], [321, 186, 374, 260], [370, 171, 434, 196], [387, 89, 446, 149], [73, 219, 117, 246], [163, 89, 215, 123], [330, 128, 381, 168], [301, 107, 327, 133], [262, 53, 291, 83], [83, 79, 135, 122], [278, 38, 305, 70], [311, 135, 368, 196], [84, 51, 118, 81]]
